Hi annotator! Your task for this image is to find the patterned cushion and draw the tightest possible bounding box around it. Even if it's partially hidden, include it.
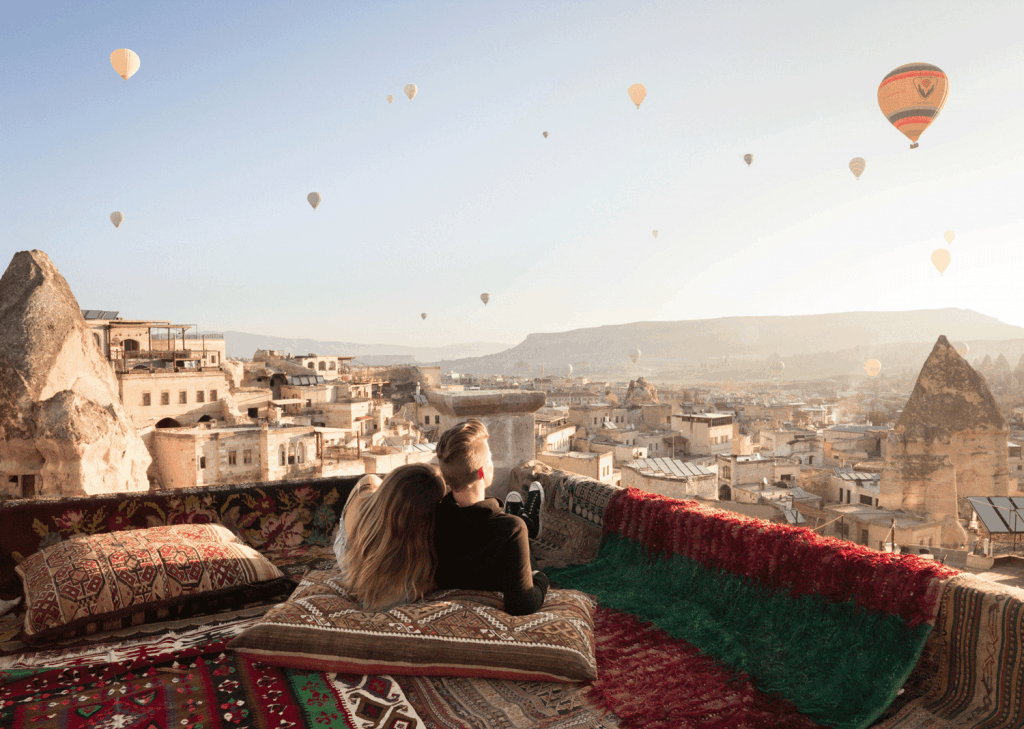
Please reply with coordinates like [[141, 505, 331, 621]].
[[227, 569, 599, 682], [16, 524, 292, 644]]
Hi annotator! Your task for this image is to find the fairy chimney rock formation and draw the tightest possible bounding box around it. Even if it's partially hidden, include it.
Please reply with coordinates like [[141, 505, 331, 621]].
[[623, 377, 659, 407], [0, 250, 152, 497], [879, 335, 1011, 548]]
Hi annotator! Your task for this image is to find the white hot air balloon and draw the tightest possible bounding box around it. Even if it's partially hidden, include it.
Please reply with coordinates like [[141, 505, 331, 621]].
[[652, 230, 658, 239], [307, 192, 321, 210], [110, 49, 140, 81], [110, 211, 124, 229], [405, 84, 417, 101], [387, 94, 393, 104], [944, 230, 955, 244], [566, 364, 574, 377], [629, 348, 641, 364], [480, 293, 490, 305]]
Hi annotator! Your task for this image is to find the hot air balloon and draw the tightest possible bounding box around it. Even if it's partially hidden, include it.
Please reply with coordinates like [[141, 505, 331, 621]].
[[954, 342, 969, 357], [387, 94, 393, 104], [480, 293, 490, 305], [849, 158, 866, 179], [110, 212, 123, 229], [652, 230, 658, 239], [110, 49, 140, 81], [864, 359, 882, 377], [743, 154, 753, 166], [405, 84, 417, 101], [772, 360, 785, 373], [566, 364, 574, 377], [944, 230, 955, 244], [932, 249, 951, 275], [307, 192, 321, 210], [629, 348, 641, 364], [543, 131, 549, 138], [421, 313, 427, 320], [878, 63, 949, 149], [628, 83, 646, 109]]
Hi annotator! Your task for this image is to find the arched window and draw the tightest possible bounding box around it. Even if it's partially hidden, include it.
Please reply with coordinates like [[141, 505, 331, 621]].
[[298, 443, 305, 463], [123, 338, 140, 351], [280, 445, 286, 466], [317, 361, 325, 371], [288, 444, 296, 465], [93, 333, 101, 348], [307, 362, 314, 369]]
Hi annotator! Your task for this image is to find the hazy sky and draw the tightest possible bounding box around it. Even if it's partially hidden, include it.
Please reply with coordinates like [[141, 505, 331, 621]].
[[4, 1, 1024, 348]]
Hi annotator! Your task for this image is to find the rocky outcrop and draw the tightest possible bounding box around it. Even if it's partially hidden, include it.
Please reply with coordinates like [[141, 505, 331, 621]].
[[0, 250, 151, 497], [623, 377, 659, 407], [993, 354, 1012, 388], [879, 336, 1011, 547]]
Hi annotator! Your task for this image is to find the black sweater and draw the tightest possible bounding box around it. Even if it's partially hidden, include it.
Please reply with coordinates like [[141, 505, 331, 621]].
[[434, 493, 550, 616]]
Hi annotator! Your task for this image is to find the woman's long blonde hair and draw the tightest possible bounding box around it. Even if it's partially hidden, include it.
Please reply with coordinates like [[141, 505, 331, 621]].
[[342, 463, 448, 611]]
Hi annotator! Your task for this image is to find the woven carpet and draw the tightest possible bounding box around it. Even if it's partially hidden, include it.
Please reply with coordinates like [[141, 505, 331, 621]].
[[510, 463, 617, 570], [874, 573, 1024, 729], [549, 487, 957, 729]]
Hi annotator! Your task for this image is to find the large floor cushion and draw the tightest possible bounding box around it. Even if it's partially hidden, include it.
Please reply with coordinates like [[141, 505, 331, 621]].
[[16, 524, 292, 644], [228, 569, 598, 682]]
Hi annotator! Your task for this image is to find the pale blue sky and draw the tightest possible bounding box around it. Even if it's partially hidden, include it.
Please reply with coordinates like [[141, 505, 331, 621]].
[[3, 1, 1024, 348]]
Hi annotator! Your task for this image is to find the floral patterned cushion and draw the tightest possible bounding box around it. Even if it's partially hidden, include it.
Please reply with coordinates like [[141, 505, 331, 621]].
[[16, 524, 293, 644], [228, 569, 598, 682]]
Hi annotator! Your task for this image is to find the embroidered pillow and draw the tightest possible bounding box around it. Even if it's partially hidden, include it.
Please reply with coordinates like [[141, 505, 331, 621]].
[[16, 524, 292, 644], [227, 569, 598, 682]]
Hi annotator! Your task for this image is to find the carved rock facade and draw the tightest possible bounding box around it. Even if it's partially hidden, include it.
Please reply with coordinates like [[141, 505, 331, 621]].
[[0, 251, 151, 497]]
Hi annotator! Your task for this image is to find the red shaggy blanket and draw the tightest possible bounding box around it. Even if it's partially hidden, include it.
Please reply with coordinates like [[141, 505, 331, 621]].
[[589, 606, 823, 729], [604, 487, 957, 628]]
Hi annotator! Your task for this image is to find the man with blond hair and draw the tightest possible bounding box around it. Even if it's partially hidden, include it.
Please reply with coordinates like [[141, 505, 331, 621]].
[[434, 418, 549, 616]]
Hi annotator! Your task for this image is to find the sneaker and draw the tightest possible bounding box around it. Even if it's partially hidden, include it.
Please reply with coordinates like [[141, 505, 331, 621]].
[[504, 490, 524, 518], [525, 481, 545, 540]]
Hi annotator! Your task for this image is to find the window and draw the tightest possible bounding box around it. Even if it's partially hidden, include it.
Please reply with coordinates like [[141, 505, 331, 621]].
[[298, 443, 305, 464], [161, 392, 170, 405], [307, 362, 314, 369], [288, 444, 295, 465], [435, 415, 440, 424], [211, 354, 217, 364], [199, 456, 206, 469], [318, 362, 326, 370], [228, 451, 237, 465], [280, 446, 286, 466], [329, 361, 336, 370], [179, 391, 187, 404], [196, 391, 205, 403], [424, 416, 430, 425], [859, 494, 873, 506], [248, 407, 258, 418], [142, 392, 151, 406], [210, 390, 217, 401], [243, 449, 252, 464]]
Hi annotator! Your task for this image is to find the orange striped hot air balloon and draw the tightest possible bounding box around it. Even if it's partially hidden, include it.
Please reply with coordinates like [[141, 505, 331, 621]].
[[878, 63, 949, 149], [849, 157, 866, 179]]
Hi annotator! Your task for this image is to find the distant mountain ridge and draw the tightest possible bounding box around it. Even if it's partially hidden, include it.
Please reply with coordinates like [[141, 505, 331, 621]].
[[419, 309, 1024, 375], [214, 331, 512, 363]]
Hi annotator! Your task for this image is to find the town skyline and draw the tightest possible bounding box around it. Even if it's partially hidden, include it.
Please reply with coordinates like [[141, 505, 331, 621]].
[[4, 1, 1024, 347]]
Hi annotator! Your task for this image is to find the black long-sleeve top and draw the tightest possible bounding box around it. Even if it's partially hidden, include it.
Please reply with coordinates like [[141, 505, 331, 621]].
[[434, 492, 550, 616]]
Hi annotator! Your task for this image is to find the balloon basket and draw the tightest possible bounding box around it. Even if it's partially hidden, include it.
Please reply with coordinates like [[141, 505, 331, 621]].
[[910, 143, 919, 149]]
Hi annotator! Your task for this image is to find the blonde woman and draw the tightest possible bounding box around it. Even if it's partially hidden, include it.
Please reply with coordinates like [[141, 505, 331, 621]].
[[335, 464, 448, 611]]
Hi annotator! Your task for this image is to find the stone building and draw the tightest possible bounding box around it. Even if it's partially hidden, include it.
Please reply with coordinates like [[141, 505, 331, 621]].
[[879, 336, 1013, 548], [620, 457, 717, 500], [536, 450, 615, 484]]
